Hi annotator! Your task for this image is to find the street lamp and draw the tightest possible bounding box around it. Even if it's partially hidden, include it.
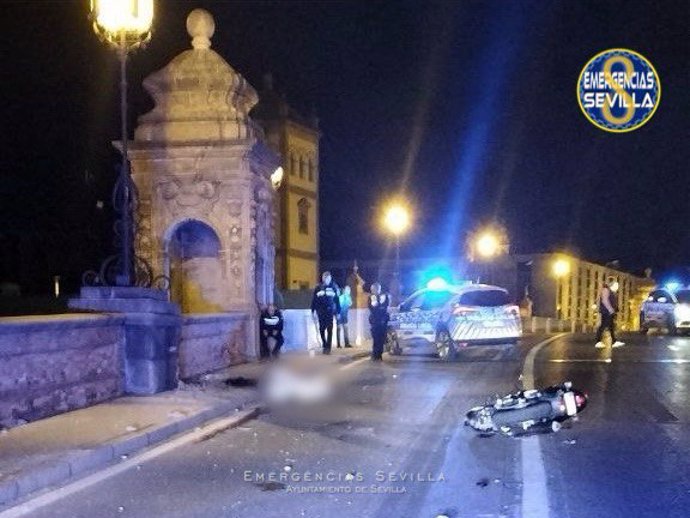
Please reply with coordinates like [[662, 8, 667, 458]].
[[475, 232, 500, 259], [270, 166, 284, 190], [468, 225, 508, 284], [552, 257, 571, 319], [552, 258, 571, 278], [89, 0, 154, 286], [382, 203, 411, 304]]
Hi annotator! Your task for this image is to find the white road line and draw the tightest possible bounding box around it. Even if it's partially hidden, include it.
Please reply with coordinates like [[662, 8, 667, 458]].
[[0, 409, 258, 518], [547, 358, 690, 364], [520, 333, 568, 518]]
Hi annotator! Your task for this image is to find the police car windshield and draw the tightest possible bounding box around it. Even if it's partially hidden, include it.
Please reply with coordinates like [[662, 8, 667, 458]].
[[459, 290, 511, 307], [675, 290, 690, 304]]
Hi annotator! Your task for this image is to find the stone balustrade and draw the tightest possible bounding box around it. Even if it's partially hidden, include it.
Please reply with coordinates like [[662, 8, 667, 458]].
[[0, 314, 125, 428]]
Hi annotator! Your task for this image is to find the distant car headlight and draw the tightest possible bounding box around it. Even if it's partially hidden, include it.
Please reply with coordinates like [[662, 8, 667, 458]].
[[674, 305, 690, 321]]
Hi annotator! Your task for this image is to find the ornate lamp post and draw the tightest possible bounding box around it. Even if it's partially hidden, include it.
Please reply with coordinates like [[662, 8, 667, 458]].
[[382, 202, 411, 304], [88, 0, 154, 287]]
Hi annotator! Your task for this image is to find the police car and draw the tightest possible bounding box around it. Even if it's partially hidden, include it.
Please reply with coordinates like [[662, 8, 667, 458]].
[[640, 285, 690, 335], [386, 279, 522, 360]]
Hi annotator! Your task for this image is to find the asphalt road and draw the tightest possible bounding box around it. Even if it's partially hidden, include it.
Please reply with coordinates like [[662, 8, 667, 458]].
[[11, 333, 690, 518]]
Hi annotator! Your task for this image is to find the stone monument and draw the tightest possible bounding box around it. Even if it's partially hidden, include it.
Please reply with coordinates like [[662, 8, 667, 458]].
[[129, 9, 280, 314]]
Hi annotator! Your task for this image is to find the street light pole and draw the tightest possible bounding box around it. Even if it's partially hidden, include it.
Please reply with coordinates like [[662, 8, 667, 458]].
[[86, 0, 154, 287], [394, 234, 400, 301], [117, 39, 133, 286], [381, 202, 410, 305]]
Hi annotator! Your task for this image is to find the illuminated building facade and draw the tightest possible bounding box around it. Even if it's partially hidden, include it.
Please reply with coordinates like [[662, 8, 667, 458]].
[[252, 75, 320, 291], [500, 253, 655, 331]]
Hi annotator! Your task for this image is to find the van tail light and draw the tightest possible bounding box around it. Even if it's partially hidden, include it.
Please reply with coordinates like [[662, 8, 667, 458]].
[[453, 305, 478, 317]]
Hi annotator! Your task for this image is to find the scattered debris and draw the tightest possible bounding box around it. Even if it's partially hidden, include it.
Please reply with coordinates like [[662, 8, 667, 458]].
[[125, 425, 137, 432], [226, 377, 258, 387], [117, 506, 125, 513], [476, 478, 490, 487], [168, 410, 186, 419], [120, 454, 128, 460], [563, 439, 577, 445]]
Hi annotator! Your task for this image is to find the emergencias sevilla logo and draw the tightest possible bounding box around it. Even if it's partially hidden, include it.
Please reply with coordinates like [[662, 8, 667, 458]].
[[577, 49, 660, 133]]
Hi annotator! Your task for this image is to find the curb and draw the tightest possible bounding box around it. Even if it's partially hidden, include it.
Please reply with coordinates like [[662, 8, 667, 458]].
[[0, 402, 258, 509]]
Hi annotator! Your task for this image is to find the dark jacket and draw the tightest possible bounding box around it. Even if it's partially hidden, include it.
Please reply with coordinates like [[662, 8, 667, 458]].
[[311, 282, 341, 318], [260, 309, 284, 333], [368, 293, 390, 326], [598, 287, 618, 316]]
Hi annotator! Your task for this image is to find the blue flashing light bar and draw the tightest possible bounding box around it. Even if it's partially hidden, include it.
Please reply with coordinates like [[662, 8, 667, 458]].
[[427, 277, 449, 291], [665, 282, 681, 292]]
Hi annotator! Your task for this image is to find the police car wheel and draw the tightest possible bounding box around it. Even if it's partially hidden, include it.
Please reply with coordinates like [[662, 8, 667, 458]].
[[436, 329, 456, 361], [667, 317, 678, 336]]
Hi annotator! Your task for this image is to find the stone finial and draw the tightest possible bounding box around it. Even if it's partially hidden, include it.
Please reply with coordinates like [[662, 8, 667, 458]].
[[187, 9, 215, 50]]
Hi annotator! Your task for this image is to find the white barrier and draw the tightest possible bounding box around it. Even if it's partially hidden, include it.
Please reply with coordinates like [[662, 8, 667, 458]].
[[281, 309, 372, 351]]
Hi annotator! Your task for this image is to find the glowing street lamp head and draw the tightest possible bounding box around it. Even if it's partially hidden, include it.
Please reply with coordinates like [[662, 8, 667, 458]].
[[553, 258, 571, 278], [90, 0, 154, 48], [383, 204, 410, 236], [270, 166, 284, 190], [476, 232, 500, 259]]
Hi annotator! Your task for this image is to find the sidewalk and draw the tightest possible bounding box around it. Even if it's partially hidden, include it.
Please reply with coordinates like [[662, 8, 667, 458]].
[[0, 345, 369, 509]]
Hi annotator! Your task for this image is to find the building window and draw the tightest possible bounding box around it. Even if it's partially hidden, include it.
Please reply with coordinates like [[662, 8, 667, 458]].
[[290, 154, 296, 175], [297, 198, 311, 235], [299, 156, 305, 179], [308, 158, 315, 182]]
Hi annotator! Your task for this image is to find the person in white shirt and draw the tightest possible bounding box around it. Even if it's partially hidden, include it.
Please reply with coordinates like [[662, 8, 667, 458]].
[[595, 277, 625, 348]]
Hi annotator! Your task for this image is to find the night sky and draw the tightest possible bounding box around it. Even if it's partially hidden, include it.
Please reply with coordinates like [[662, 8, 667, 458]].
[[1, 0, 689, 294]]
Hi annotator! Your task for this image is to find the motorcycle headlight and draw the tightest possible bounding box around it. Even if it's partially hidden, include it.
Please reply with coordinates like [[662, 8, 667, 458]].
[[674, 305, 690, 320]]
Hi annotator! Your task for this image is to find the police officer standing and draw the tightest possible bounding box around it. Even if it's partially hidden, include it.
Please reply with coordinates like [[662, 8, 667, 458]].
[[368, 282, 390, 361], [311, 271, 341, 355]]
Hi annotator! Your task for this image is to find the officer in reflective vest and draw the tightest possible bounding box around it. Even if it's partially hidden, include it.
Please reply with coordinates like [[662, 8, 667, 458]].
[[368, 282, 390, 361]]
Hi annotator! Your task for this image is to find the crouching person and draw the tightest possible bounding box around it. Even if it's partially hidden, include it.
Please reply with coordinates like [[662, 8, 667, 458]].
[[260, 304, 285, 360]]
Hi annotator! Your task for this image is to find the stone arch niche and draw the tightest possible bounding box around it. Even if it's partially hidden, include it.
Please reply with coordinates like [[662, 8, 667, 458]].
[[166, 219, 224, 313], [127, 9, 280, 314]]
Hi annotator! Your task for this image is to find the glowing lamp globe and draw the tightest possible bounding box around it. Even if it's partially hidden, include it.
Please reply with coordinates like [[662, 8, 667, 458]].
[[552, 259, 571, 278], [476, 233, 500, 259], [271, 166, 284, 190], [90, 0, 154, 48], [383, 205, 410, 236]]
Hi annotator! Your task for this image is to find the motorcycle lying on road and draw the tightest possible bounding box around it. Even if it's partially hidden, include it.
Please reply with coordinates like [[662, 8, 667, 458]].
[[465, 381, 588, 436]]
